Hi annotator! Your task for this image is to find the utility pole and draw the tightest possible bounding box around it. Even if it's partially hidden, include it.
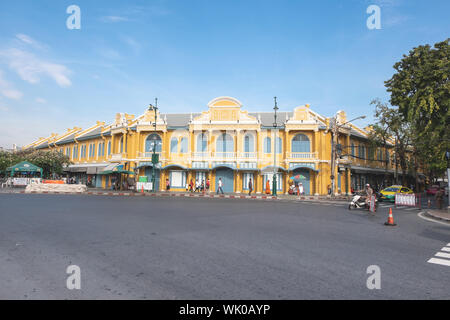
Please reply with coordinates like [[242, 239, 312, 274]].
[[329, 114, 366, 198], [149, 98, 159, 192], [272, 97, 279, 196], [330, 117, 337, 198]]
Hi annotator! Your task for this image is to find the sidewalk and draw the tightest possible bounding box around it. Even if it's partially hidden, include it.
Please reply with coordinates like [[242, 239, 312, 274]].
[[425, 209, 450, 222]]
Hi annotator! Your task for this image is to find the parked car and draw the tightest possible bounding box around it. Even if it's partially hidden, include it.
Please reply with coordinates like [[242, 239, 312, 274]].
[[426, 185, 440, 196], [379, 185, 413, 202]]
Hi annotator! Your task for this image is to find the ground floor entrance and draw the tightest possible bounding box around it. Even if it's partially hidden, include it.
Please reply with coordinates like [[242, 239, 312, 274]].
[[214, 168, 234, 193]]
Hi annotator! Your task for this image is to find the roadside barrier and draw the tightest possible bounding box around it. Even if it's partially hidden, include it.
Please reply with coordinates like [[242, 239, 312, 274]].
[[395, 193, 420, 208]]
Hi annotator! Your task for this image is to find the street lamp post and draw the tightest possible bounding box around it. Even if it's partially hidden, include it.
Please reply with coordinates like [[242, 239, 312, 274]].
[[446, 151, 450, 212], [272, 97, 279, 197], [330, 114, 366, 198], [148, 98, 159, 192]]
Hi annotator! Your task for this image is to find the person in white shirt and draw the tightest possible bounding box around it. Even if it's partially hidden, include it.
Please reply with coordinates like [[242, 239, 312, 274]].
[[217, 178, 224, 194]]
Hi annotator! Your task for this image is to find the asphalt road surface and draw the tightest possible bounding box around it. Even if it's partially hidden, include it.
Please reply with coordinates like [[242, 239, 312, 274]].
[[0, 194, 448, 299]]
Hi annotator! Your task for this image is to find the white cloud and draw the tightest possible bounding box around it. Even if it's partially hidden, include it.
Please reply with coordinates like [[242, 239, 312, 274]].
[[101, 16, 129, 23], [35, 97, 47, 104], [0, 70, 23, 100], [0, 48, 72, 87], [121, 36, 141, 55]]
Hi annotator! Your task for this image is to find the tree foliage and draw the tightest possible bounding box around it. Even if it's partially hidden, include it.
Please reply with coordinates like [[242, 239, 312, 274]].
[[385, 38, 450, 179], [0, 149, 71, 178], [368, 99, 413, 185]]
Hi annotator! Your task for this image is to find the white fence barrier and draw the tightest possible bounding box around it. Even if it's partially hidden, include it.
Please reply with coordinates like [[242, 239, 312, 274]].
[[136, 182, 153, 191], [395, 193, 418, 207]]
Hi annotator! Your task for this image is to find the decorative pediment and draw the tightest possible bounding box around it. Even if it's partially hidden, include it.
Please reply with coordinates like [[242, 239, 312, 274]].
[[192, 96, 258, 123], [114, 113, 135, 127], [292, 104, 312, 121]]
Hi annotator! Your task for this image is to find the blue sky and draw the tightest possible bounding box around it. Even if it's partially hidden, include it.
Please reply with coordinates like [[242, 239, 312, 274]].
[[0, 0, 448, 147]]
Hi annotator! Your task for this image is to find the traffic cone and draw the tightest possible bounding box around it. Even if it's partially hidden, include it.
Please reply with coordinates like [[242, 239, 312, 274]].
[[141, 185, 144, 193], [384, 208, 397, 226]]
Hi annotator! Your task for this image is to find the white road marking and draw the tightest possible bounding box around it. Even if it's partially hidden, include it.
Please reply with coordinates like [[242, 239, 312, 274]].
[[417, 212, 450, 226], [441, 247, 450, 252], [435, 252, 450, 259], [427, 258, 450, 267]]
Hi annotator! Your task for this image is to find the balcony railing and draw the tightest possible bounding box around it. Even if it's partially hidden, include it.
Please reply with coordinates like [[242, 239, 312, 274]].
[[239, 152, 257, 159], [286, 152, 318, 160], [110, 153, 127, 162], [138, 152, 163, 159], [213, 152, 236, 159]]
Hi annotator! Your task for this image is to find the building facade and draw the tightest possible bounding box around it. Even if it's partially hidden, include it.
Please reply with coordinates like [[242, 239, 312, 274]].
[[24, 96, 403, 195]]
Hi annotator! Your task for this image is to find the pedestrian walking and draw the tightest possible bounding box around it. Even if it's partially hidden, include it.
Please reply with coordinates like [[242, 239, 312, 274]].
[[299, 182, 304, 196], [189, 179, 194, 192], [436, 187, 444, 210], [217, 178, 224, 194], [265, 179, 271, 194], [248, 178, 253, 195], [195, 179, 200, 192], [206, 178, 210, 193], [166, 178, 170, 191]]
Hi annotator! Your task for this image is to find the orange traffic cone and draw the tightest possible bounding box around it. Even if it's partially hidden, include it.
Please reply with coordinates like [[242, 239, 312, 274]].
[[384, 208, 397, 226], [141, 185, 144, 193]]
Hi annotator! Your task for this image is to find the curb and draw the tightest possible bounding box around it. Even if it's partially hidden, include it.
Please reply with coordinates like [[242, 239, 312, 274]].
[[424, 210, 450, 223], [0, 190, 352, 204]]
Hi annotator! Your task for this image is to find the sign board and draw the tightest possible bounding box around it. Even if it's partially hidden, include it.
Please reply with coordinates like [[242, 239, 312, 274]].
[[12, 178, 29, 186]]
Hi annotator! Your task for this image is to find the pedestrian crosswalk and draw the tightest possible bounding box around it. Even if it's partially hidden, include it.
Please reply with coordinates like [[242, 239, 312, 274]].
[[427, 243, 450, 267]]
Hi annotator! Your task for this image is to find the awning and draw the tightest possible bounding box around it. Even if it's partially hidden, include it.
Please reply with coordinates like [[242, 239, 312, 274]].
[[98, 164, 134, 175], [260, 165, 288, 173], [66, 163, 108, 174], [6, 161, 43, 177]]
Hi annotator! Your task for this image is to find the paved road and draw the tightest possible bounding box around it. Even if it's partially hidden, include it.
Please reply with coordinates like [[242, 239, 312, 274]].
[[0, 194, 448, 299]]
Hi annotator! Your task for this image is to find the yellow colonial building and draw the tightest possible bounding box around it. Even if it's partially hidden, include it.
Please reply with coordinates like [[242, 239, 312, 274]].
[[23, 96, 401, 195]]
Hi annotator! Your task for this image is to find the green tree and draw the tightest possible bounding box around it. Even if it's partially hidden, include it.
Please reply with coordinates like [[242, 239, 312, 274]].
[[0, 149, 71, 178], [368, 99, 413, 186], [385, 38, 450, 179]]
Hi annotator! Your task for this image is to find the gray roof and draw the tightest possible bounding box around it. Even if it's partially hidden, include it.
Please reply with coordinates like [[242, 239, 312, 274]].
[[56, 132, 77, 145], [35, 141, 49, 149], [164, 113, 201, 127], [77, 127, 102, 140], [249, 112, 292, 127], [350, 128, 368, 139]]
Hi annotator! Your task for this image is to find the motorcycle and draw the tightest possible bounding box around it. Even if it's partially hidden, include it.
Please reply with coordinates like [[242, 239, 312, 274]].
[[348, 193, 378, 211]]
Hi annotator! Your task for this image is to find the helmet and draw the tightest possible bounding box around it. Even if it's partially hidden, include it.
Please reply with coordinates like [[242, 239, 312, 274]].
[[366, 184, 370, 187]]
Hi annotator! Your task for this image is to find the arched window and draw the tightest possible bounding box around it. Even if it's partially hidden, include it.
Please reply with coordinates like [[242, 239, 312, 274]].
[[197, 133, 207, 152], [180, 137, 188, 153], [276, 137, 282, 154], [244, 134, 254, 153], [170, 137, 178, 153], [119, 137, 124, 153], [292, 134, 310, 152], [264, 137, 271, 153], [216, 133, 234, 153], [145, 134, 162, 152]]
